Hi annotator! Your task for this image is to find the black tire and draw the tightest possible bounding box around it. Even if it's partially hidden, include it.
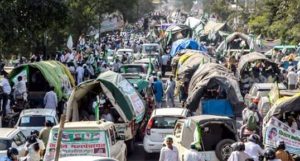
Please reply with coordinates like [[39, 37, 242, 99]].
[[215, 139, 235, 161], [126, 139, 135, 154]]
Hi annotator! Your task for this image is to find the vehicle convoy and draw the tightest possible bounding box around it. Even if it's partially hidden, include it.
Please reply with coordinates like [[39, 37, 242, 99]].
[[44, 121, 127, 161], [143, 108, 191, 153], [173, 115, 239, 161], [66, 71, 146, 153], [15, 108, 58, 137], [0, 128, 26, 158]]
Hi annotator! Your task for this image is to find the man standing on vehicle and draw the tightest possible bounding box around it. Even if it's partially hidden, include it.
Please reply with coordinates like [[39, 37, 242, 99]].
[[159, 136, 179, 161], [43, 86, 58, 111], [184, 142, 204, 161]]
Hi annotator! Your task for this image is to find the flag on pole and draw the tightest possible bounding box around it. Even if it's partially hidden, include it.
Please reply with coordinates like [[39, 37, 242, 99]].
[[67, 35, 73, 50], [146, 57, 153, 80], [12, 67, 28, 85], [193, 122, 202, 150], [269, 82, 279, 104]]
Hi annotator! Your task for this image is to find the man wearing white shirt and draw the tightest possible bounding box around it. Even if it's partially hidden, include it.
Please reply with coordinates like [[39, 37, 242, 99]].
[[1, 73, 11, 116], [159, 137, 179, 161], [76, 64, 84, 84], [244, 134, 264, 161], [43, 87, 58, 111], [287, 68, 298, 89], [184, 142, 204, 161]]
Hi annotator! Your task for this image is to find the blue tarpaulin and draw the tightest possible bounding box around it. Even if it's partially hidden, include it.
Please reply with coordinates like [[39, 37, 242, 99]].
[[170, 38, 207, 57], [201, 99, 234, 117]]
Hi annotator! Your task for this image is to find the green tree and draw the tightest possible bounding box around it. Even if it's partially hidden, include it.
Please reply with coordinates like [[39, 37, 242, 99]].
[[248, 0, 300, 44]]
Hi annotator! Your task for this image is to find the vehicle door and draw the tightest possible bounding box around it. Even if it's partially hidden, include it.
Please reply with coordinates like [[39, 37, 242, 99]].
[[109, 127, 125, 161], [12, 131, 27, 156], [179, 120, 195, 161]]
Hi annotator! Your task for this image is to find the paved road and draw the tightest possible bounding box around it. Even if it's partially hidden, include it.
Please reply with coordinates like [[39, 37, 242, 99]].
[[128, 142, 159, 161], [128, 71, 177, 161]]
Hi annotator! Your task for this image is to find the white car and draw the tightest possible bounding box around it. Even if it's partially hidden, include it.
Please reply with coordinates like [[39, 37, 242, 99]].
[[141, 43, 163, 58], [0, 128, 27, 158], [143, 108, 190, 153], [16, 108, 58, 137], [116, 48, 134, 63]]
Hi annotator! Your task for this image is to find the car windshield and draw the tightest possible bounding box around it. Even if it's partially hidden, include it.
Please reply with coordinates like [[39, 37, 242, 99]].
[[0, 140, 11, 150], [19, 115, 55, 127], [117, 51, 132, 55], [143, 45, 159, 53], [119, 66, 145, 74], [152, 117, 180, 129]]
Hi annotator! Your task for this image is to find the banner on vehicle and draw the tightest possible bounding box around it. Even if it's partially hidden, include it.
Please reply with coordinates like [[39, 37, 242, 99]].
[[264, 117, 300, 154], [118, 79, 145, 122], [44, 129, 109, 161]]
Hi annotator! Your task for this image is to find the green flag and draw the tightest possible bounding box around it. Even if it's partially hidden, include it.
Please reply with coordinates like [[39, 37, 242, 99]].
[[268, 82, 279, 104], [146, 56, 153, 80], [193, 122, 202, 150]]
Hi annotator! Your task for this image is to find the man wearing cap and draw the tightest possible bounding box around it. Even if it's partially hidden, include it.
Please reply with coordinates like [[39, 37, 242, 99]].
[[184, 142, 204, 161], [159, 136, 179, 161]]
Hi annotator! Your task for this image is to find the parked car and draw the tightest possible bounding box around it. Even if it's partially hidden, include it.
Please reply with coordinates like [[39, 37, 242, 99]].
[[141, 43, 163, 58], [244, 83, 286, 106], [16, 108, 58, 137], [44, 121, 127, 161], [143, 108, 191, 153], [116, 48, 134, 63], [173, 115, 239, 161], [0, 128, 27, 158]]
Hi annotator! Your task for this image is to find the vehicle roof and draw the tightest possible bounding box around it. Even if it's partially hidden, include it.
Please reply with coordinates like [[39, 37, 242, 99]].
[[274, 45, 297, 49], [56, 156, 117, 161], [152, 108, 188, 117], [52, 121, 114, 130], [20, 108, 56, 117], [279, 89, 300, 96], [134, 59, 150, 63], [117, 49, 133, 52], [142, 43, 159, 46], [120, 64, 148, 67], [252, 83, 286, 90], [0, 128, 19, 139], [177, 115, 232, 123]]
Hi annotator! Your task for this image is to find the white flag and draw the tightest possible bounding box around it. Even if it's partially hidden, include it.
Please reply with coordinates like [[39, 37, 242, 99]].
[[67, 35, 73, 50]]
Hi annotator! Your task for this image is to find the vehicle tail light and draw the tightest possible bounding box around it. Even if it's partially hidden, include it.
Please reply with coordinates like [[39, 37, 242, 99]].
[[146, 118, 154, 135]]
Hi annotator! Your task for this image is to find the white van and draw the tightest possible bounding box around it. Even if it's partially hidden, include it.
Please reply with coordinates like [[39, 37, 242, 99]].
[[44, 121, 127, 161]]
